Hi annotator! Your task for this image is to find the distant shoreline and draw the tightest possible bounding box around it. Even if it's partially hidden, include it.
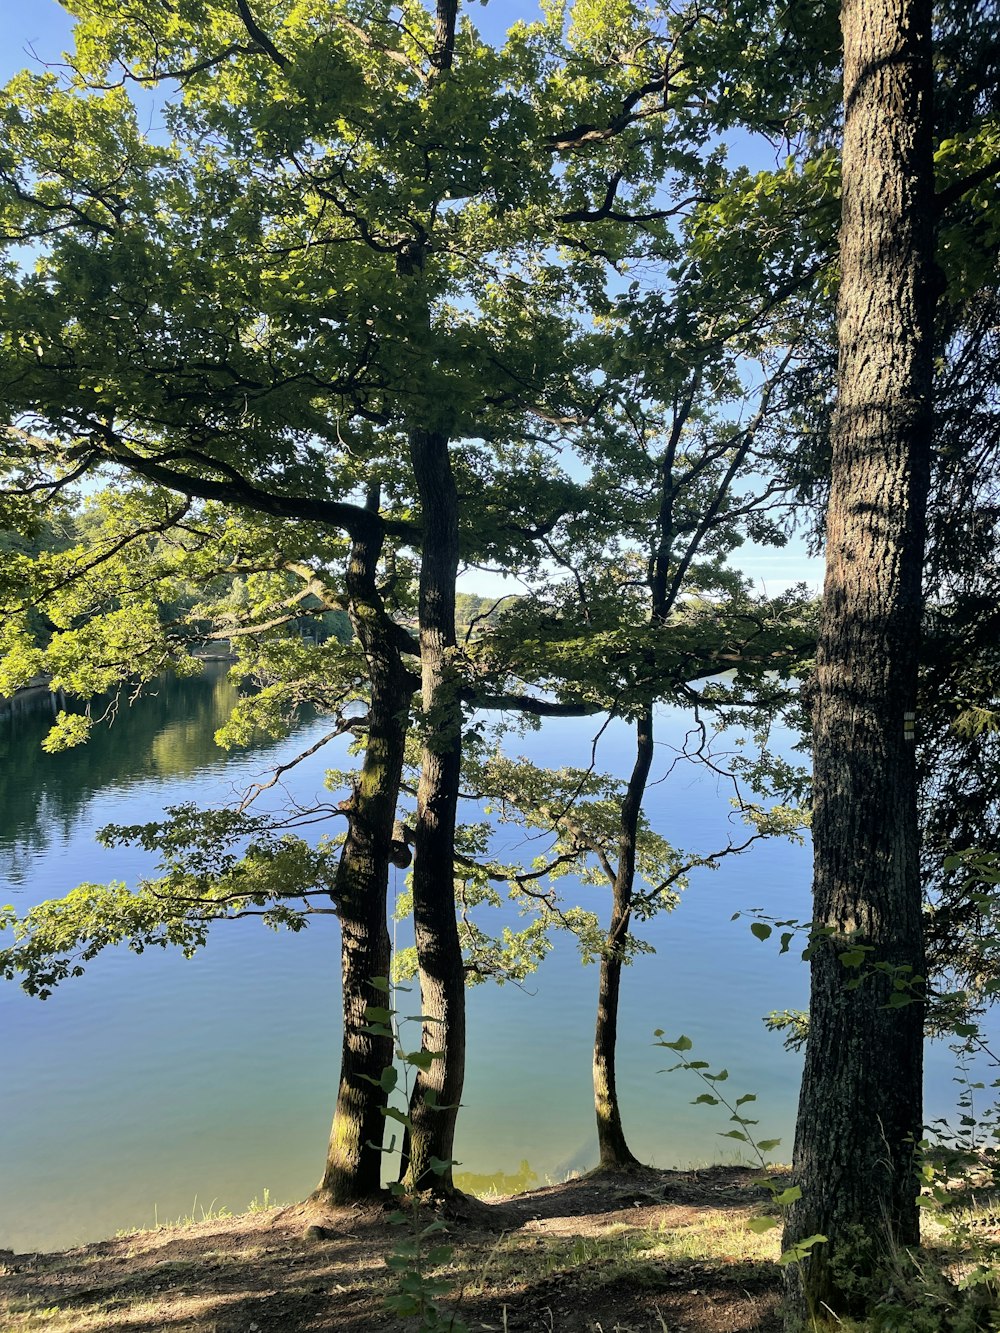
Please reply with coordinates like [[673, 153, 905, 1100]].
[[0, 657, 237, 716]]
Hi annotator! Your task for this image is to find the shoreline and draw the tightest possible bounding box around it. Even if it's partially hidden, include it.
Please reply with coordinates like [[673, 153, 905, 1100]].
[[0, 1165, 784, 1333], [0, 657, 238, 719]]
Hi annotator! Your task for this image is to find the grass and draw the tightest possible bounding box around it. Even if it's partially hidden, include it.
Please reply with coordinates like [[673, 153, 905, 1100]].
[[112, 1188, 283, 1239], [4, 1171, 999, 1333], [450, 1204, 781, 1301]]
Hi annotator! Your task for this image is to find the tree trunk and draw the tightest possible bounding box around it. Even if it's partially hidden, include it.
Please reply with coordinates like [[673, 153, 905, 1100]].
[[783, 0, 935, 1320], [592, 397, 695, 1172], [401, 426, 466, 1193], [593, 704, 654, 1169], [315, 516, 413, 1204], [396, 0, 463, 1187]]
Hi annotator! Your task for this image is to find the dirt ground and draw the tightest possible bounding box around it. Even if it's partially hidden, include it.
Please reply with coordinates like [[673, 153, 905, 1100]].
[[0, 1166, 784, 1333]]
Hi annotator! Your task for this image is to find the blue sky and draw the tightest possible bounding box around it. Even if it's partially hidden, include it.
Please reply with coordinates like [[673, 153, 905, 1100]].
[[0, 0, 825, 595], [0, 0, 526, 76], [0, 0, 74, 80]]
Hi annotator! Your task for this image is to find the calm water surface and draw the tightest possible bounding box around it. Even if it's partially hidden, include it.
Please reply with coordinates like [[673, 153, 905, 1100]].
[[0, 669, 986, 1250]]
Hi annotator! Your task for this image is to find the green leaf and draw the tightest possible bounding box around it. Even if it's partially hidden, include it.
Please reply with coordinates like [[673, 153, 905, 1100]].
[[839, 948, 868, 969], [364, 1005, 393, 1023], [777, 1234, 827, 1266], [404, 1048, 441, 1071], [661, 1034, 693, 1051], [756, 1139, 782, 1153], [751, 922, 772, 942], [747, 1216, 780, 1233], [771, 1185, 801, 1205], [692, 1093, 720, 1105]]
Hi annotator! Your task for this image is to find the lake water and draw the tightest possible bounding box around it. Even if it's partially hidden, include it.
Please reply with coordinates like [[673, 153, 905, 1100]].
[[1, 667, 990, 1251]]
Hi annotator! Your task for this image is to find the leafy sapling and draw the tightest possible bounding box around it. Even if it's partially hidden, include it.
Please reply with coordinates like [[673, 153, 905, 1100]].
[[361, 978, 468, 1333], [655, 1033, 827, 1268]]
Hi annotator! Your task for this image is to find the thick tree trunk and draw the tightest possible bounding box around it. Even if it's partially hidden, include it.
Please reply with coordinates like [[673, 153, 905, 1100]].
[[315, 518, 413, 1204], [401, 426, 465, 1193], [784, 0, 935, 1321], [593, 704, 654, 1169]]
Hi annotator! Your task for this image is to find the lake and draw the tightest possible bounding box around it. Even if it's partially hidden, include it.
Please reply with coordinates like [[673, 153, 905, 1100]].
[[0, 666, 988, 1251]]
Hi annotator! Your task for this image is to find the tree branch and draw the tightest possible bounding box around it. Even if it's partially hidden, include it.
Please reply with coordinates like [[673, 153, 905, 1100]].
[[468, 691, 601, 717], [935, 158, 1000, 215], [30, 423, 416, 545], [235, 0, 289, 69]]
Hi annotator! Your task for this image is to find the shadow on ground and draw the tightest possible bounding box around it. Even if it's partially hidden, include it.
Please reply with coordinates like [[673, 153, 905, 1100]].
[[1, 1167, 783, 1332]]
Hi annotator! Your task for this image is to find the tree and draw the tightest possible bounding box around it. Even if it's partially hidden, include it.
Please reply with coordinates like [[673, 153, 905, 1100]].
[[917, 282, 1000, 1029], [469, 358, 818, 1170], [0, 0, 833, 1205], [314, 494, 418, 1201], [915, 0, 1000, 1030], [0, 0, 702, 1202], [0, 486, 427, 1202], [782, 0, 936, 1317]]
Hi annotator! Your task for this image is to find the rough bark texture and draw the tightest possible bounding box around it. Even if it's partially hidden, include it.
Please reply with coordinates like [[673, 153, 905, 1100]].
[[315, 518, 413, 1204], [593, 704, 653, 1169], [395, 0, 465, 1199], [784, 0, 935, 1320], [401, 426, 466, 1193]]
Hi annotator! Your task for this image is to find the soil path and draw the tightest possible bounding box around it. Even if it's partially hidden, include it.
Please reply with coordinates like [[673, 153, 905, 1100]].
[[1, 1166, 783, 1332]]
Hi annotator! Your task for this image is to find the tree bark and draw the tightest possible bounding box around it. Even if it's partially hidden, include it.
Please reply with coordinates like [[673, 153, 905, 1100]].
[[395, 3, 464, 1191], [591, 394, 697, 1170], [314, 512, 414, 1204], [401, 426, 466, 1193], [784, 0, 935, 1320], [593, 703, 653, 1169], [591, 394, 698, 1169]]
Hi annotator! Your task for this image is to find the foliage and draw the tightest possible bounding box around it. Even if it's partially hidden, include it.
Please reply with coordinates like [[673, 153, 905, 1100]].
[[655, 1032, 827, 1270], [0, 1, 997, 1303], [361, 978, 468, 1332], [0, 802, 339, 997]]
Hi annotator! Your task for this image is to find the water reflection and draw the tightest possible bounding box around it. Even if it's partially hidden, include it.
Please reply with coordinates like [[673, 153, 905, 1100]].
[[0, 665, 308, 887], [454, 1159, 539, 1197], [2, 673, 819, 1253]]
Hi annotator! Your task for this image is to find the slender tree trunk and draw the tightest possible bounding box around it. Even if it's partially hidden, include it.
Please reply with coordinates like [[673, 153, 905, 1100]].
[[784, 0, 935, 1320], [315, 516, 413, 1204], [594, 704, 654, 1169], [592, 395, 696, 1170], [402, 426, 465, 1193], [592, 396, 696, 1170]]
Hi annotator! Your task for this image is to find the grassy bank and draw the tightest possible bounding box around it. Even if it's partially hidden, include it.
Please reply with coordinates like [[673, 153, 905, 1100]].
[[1, 1165, 997, 1332]]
